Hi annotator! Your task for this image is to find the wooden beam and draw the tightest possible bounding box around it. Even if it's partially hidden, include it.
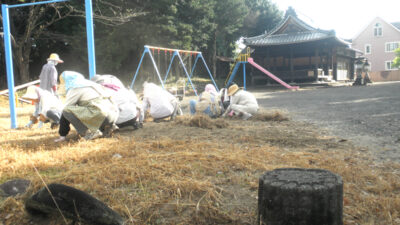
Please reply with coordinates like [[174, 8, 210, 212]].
[[0, 79, 40, 96], [2, 93, 32, 104]]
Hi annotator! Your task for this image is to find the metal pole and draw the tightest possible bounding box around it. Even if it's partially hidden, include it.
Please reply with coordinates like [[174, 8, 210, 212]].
[[199, 53, 219, 92], [148, 49, 164, 88], [243, 62, 246, 90], [177, 51, 197, 96], [130, 48, 148, 89], [2, 4, 18, 129], [226, 62, 241, 88], [164, 52, 177, 84], [7, 0, 68, 8], [186, 54, 200, 88], [85, 0, 96, 78]]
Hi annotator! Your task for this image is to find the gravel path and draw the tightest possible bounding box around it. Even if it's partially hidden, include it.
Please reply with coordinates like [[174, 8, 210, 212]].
[[254, 82, 400, 162]]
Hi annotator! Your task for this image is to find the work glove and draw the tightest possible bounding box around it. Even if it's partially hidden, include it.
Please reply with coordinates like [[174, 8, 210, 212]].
[[30, 115, 38, 124], [25, 120, 33, 128], [39, 114, 47, 122]]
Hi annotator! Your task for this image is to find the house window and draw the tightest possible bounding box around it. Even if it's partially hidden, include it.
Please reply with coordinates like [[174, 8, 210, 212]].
[[385, 42, 400, 52], [365, 44, 371, 54], [385, 61, 398, 70], [374, 23, 382, 37]]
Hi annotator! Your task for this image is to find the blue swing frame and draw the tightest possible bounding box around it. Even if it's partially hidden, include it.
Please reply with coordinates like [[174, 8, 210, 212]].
[[2, 0, 97, 129], [130, 45, 219, 96]]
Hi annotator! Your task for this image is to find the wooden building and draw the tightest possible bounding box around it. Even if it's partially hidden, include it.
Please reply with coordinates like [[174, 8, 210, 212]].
[[243, 13, 358, 83]]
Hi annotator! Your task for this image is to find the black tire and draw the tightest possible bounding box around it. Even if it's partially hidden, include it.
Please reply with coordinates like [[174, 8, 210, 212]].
[[25, 183, 123, 225], [258, 168, 343, 225]]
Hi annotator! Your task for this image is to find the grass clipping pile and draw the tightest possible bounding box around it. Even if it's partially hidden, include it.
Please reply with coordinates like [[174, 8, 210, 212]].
[[175, 114, 229, 129], [1, 100, 400, 225]]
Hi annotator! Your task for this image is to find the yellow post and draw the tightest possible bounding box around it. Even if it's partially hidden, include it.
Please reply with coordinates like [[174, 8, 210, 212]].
[[14, 92, 18, 107]]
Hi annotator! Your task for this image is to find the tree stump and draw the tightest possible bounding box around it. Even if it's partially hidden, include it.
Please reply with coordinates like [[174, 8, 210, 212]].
[[258, 168, 343, 225]]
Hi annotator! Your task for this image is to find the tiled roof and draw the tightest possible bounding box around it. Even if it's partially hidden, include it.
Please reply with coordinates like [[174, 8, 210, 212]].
[[243, 15, 349, 47], [268, 15, 315, 35], [243, 30, 347, 46], [392, 22, 400, 31]]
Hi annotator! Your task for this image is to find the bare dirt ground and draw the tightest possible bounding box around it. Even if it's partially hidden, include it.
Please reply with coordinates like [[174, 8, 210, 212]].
[[252, 82, 400, 162], [1, 94, 400, 224]]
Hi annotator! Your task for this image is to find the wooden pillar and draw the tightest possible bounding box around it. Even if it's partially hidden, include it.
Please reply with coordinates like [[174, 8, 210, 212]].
[[314, 48, 319, 81], [332, 47, 337, 80], [290, 47, 294, 82], [349, 58, 355, 80], [265, 50, 270, 84]]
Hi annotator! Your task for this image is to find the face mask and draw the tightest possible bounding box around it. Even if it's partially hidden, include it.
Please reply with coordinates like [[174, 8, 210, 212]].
[[48, 60, 58, 66]]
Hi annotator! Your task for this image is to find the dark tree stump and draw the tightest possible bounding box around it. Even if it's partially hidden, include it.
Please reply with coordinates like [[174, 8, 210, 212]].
[[258, 168, 343, 225], [25, 183, 123, 225]]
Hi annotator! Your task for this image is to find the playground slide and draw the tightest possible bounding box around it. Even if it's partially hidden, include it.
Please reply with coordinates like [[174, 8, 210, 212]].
[[248, 58, 299, 90]]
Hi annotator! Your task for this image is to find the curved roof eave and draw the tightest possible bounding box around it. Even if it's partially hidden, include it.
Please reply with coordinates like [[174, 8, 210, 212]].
[[268, 15, 315, 35], [245, 36, 350, 47]]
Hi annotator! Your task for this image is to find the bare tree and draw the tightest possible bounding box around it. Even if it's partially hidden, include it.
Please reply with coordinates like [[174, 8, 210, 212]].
[[0, 0, 144, 83]]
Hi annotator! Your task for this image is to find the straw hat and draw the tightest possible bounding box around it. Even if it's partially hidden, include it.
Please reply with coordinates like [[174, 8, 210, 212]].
[[22, 86, 39, 100], [227, 84, 240, 96], [47, 53, 64, 63]]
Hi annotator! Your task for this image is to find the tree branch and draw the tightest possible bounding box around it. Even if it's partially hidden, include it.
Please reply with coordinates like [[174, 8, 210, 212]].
[[71, 9, 147, 26]]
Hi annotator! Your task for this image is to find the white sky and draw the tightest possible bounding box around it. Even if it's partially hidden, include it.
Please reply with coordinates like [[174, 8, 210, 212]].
[[272, 0, 400, 39]]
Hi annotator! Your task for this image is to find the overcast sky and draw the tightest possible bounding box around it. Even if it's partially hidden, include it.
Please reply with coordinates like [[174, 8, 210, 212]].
[[272, 0, 400, 39]]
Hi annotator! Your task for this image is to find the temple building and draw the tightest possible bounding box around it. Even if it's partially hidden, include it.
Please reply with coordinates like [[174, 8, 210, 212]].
[[243, 10, 358, 84]]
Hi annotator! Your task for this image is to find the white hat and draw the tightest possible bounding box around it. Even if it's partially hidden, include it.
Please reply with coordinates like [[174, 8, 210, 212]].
[[227, 84, 240, 96], [22, 86, 39, 100], [47, 53, 64, 63]]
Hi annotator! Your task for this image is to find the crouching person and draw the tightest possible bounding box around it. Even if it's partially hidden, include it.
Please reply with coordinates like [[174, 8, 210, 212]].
[[190, 84, 222, 118], [22, 86, 63, 129], [222, 84, 258, 120], [140, 82, 180, 123], [54, 71, 119, 142], [92, 74, 142, 130]]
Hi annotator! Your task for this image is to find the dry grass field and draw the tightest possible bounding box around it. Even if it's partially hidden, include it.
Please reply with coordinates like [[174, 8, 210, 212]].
[[1, 95, 400, 225]]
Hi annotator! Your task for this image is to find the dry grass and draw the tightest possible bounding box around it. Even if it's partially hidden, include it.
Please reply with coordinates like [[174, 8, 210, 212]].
[[1, 95, 400, 225], [175, 114, 229, 129], [251, 110, 289, 122]]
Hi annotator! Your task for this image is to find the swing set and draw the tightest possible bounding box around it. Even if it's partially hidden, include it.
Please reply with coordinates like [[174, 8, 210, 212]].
[[130, 45, 219, 97], [2, 0, 96, 129]]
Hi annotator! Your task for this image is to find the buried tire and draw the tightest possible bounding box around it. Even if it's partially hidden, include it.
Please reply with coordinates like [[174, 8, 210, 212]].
[[25, 183, 123, 225], [258, 168, 343, 225]]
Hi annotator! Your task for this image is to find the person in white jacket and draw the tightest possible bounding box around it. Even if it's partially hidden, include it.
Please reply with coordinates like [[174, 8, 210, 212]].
[[222, 84, 258, 120], [140, 82, 180, 123], [22, 85, 63, 129], [92, 75, 142, 129], [54, 71, 119, 142]]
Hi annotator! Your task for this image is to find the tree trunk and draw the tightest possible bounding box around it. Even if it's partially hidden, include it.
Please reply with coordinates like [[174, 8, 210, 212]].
[[212, 30, 217, 79], [15, 43, 32, 84]]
